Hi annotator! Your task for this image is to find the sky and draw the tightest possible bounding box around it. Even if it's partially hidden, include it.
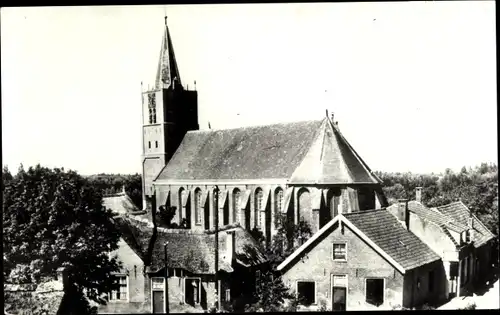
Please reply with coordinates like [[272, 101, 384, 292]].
[[1, 2, 497, 176]]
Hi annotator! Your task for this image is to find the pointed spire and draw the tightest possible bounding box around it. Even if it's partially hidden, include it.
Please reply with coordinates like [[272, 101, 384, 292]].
[[155, 16, 182, 90]]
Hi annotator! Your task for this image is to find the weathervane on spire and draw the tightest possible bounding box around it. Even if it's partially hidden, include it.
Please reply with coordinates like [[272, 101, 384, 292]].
[[165, 15, 168, 26]]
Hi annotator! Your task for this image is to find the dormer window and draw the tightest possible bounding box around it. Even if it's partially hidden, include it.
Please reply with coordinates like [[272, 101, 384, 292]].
[[465, 230, 471, 243]]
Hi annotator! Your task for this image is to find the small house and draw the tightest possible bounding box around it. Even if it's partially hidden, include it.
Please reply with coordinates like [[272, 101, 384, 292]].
[[277, 210, 445, 311]]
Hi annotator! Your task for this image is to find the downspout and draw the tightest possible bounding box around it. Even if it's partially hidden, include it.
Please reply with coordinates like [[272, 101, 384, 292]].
[[214, 185, 220, 310], [145, 191, 158, 273], [410, 270, 415, 309]]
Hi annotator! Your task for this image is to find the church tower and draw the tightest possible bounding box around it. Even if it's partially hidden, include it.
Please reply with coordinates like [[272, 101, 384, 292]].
[[141, 17, 199, 210]]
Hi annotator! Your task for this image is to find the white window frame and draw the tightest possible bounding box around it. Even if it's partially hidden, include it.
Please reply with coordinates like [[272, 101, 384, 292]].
[[184, 277, 202, 305], [296, 280, 317, 306], [109, 274, 129, 303], [331, 274, 348, 311], [332, 242, 347, 261], [150, 277, 166, 313], [364, 278, 386, 307]]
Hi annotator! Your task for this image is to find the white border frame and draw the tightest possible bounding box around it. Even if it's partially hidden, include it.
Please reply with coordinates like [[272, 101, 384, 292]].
[[330, 274, 348, 311], [184, 277, 202, 305], [364, 278, 386, 308], [295, 280, 317, 307]]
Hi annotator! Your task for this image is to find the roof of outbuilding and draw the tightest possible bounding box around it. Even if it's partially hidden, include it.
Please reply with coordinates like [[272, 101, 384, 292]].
[[113, 216, 267, 275], [436, 201, 496, 248], [4, 281, 65, 315], [155, 118, 381, 184], [344, 210, 442, 271], [103, 192, 142, 215], [387, 201, 469, 233]]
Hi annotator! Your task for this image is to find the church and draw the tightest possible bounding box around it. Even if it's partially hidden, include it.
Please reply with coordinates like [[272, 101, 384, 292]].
[[140, 16, 389, 243]]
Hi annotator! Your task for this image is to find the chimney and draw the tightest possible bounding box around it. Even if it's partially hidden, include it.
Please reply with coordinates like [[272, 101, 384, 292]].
[[225, 230, 236, 263], [56, 267, 69, 290], [398, 199, 410, 230], [415, 187, 422, 203]]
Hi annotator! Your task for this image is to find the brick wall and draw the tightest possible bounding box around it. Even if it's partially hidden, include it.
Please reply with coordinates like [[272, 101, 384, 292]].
[[402, 260, 447, 308]]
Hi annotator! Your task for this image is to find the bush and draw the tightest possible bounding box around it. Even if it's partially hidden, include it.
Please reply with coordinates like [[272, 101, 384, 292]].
[[461, 302, 476, 310]]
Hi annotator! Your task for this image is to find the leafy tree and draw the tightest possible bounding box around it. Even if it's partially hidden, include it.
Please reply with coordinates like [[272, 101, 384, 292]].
[[123, 173, 142, 209], [244, 270, 296, 312], [377, 163, 498, 237], [156, 205, 180, 228], [3, 164, 122, 307], [242, 213, 312, 312], [2, 165, 13, 188], [86, 173, 143, 209]]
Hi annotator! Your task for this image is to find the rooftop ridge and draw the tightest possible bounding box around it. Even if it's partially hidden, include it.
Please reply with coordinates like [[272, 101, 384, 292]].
[[102, 191, 127, 198], [187, 118, 325, 134], [343, 208, 388, 216]]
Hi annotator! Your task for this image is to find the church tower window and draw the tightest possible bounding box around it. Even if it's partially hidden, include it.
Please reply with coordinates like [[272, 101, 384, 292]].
[[148, 94, 157, 124]]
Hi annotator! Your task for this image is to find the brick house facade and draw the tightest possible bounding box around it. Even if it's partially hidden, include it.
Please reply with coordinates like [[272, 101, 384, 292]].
[[98, 215, 267, 313], [277, 210, 446, 310], [387, 195, 496, 299]]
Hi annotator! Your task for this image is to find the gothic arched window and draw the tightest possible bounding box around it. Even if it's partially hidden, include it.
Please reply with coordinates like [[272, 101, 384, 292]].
[[194, 188, 202, 225], [298, 188, 312, 225], [179, 188, 185, 207], [275, 188, 284, 215], [233, 188, 241, 223], [255, 188, 263, 227]]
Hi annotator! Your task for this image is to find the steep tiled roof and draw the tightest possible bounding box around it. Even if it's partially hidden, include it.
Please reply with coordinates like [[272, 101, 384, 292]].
[[103, 192, 142, 215], [150, 229, 233, 274], [278, 210, 440, 273], [436, 201, 496, 248], [112, 216, 148, 261], [387, 201, 469, 233], [155, 118, 380, 184], [344, 210, 441, 271]]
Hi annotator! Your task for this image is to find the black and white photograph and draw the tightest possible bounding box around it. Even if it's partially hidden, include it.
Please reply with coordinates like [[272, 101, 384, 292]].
[[2, 2, 498, 313]]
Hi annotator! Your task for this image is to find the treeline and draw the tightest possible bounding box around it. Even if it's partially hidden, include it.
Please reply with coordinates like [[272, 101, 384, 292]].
[[85, 173, 142, 210], [375, 162, 498, 236]]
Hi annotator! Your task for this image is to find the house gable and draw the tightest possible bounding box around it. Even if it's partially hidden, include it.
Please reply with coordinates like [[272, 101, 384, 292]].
[[111, 238, 145, 273], [279, 218, 406, 310], [406, 213, 459, 261], [277, 215, 406, 274]]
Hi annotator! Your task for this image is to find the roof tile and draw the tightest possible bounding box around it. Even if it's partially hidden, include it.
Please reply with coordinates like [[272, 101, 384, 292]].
[[344, 210, 441, 270], [436, 202, 496, 248], [155, 118, 380, 184]]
